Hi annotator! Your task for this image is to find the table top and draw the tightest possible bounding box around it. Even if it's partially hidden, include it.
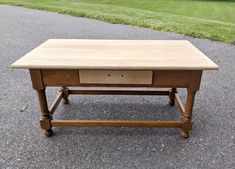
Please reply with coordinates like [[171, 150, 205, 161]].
[[11, 39, 219, 70]]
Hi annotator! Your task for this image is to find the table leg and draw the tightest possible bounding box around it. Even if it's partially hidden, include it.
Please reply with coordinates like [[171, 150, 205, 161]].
[[180, 89, 197, 139], [36, 88, 53, 137], [60, 86, 69, 104], [169, 88, 177, 106]]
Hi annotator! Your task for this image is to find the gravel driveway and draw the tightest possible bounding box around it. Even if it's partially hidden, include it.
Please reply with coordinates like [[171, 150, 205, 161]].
[[0, 5, 234, 169]]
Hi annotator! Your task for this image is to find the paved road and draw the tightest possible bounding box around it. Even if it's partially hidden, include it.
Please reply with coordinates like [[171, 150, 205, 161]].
[[0, 5, 234, 169]]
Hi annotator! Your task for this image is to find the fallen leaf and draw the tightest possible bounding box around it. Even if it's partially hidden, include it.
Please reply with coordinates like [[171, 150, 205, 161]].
[[20, 105, 28, 112]]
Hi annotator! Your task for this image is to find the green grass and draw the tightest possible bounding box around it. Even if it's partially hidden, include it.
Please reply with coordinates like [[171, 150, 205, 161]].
[[0, 0, 235, 44]]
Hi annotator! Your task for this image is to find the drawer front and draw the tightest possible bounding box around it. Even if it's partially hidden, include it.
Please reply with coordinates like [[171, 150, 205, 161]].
[[41, 69, 79, 86], [79, 70, 153, 85], [153, 70, 191, 87]]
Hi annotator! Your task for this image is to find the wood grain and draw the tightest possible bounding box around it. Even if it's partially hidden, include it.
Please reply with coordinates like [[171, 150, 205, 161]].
[[79, 70, 153, 84], [29, 69, 44, 90], [175, 93, 185, 115], [153, 70, 191, 87], [51, 120, 183, 128], [16, 40, 215, 138], [41, 69, 79, 86], [49, 91, 63, 115], [11, 39, 219, 70]]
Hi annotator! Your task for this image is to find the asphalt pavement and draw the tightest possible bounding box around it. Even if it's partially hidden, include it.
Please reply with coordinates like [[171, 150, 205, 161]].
[[0, 5, 234, 169]]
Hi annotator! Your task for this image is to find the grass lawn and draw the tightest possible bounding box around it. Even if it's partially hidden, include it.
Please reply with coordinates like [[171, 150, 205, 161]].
[[0, 0, 235, 44]]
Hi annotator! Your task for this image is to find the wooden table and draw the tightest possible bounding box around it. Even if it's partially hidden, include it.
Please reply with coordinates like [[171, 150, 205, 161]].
[[11, 39, 219, 138]]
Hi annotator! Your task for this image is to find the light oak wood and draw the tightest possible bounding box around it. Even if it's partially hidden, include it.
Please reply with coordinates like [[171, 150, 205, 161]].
[[79, 70, 153, 84], [29, 69, 44, 90], [13, 40, 219, 138], [12, 39, 219, 70]]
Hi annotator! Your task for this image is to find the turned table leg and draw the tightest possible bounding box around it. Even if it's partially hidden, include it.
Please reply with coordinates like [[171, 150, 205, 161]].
[[60, 86, 69, 104], [36, 88, 53, 137], [180, 89, 197, 139], [169, 88, 177, 106], [29, 69, 53, 137]]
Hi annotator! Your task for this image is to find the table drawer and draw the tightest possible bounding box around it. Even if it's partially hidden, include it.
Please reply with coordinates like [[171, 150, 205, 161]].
[[41, 69, 79, 86], [153, 70, 192, 87], [79, 70, 153, 85]]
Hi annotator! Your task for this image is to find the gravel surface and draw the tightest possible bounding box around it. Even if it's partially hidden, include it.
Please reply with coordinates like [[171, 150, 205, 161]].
[[0, 5, 234, 169]]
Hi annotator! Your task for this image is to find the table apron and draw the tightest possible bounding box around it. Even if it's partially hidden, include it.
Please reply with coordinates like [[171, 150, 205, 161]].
[[37, 69, 202, 88]]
